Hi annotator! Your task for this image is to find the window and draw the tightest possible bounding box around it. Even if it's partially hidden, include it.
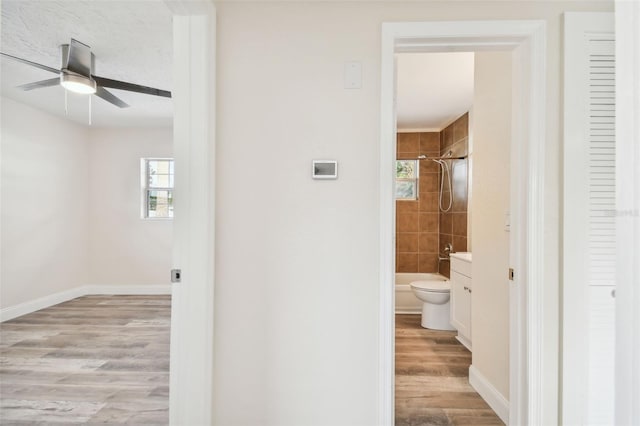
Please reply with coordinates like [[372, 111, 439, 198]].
[[142, 158, 174, 219], [396, 160, 418, 200]]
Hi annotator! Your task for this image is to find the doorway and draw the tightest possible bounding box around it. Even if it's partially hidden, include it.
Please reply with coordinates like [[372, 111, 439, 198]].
[[379, 21, 547, 425], [0, 1, 175, 422], [393, 50, 512, 425]]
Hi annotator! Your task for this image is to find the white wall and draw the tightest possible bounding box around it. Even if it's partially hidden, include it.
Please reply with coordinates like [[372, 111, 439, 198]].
[[1, 97, 172, 312], [215, 1, 612, 425], [1, 97, 89, 309], [471, 51, 512, 400], [88, 127, 172, 286]]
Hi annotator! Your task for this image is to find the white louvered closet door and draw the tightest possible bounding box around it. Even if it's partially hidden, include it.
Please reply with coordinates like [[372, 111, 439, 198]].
[[563, 12, 616, 426]]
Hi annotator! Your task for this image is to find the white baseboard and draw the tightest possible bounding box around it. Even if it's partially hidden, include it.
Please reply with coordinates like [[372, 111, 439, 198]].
[[85, 284, 172, 295], [455, 335, 473, 352], [469, 365, 509, 424], [0, 286, 86, 322], [1, 284, 171, 322]]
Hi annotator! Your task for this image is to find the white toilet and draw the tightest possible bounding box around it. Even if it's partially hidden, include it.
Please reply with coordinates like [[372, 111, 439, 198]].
[[409, 280, 456, 331]]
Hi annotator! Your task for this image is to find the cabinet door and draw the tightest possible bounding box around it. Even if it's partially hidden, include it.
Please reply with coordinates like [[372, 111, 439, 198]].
[[451, 271, 471, 339]]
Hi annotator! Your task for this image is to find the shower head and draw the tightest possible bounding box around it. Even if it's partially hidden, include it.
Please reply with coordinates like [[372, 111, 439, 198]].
[[417, 154, 445, 164]]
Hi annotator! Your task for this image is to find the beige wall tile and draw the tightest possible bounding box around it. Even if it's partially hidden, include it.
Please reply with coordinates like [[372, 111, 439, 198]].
[[397, 253, 419, 273], [452, 235, 468, 253], [439, 233, 452, 254], [452, 213, 468, 237], [397, 212, 420, 232], [420, 213, 438, 232], [398, 133, 419, 153], [419, 132, 440, 154], [396, 200, 419, 213], [420, 158, 440, 174], [439, 262, 450, 278], [397, 152, 419, 160], [419, 233, 439, 253], [397, 233, 419, 253], [419, 173, 439, 193], [453, 112, 469, 143], [418, 254, 439, 273], [441, 126, 453, 150], [439, 212, 452, 235], [419, 192, 439, 212]]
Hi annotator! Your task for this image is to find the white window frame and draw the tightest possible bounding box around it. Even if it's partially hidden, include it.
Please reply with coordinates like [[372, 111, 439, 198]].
[[395, 159, 419, 200], [141, 157, 174, 220]]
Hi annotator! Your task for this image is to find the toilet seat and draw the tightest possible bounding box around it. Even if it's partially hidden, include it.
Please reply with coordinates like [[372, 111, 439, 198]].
[[409, 280, 450, 293]]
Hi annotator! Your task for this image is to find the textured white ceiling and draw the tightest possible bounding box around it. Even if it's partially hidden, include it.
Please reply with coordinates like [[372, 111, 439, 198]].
[[397, 52, 474, 131], [1, 0, 173, 127]]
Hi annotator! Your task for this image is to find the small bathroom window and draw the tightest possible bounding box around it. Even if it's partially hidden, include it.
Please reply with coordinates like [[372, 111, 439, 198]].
[[396, 160, 419, 200]]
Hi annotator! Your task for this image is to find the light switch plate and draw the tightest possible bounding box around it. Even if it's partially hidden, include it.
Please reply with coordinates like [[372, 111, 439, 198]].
[[344, 61, 362, 89]]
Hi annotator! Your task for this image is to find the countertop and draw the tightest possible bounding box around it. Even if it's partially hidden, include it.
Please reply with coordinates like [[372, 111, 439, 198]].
[[449, 252, 472, 263]]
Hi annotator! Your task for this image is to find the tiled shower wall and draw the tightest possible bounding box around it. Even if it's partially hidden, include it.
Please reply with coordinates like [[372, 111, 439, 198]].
[[438, 113, 469, 277], [395, 112, 469, 276], [396, 132, 440, 273]]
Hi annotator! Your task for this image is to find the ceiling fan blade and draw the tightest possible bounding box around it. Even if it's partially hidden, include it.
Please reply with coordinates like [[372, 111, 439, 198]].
[[66, 39, 92, 77], [93, 75, 171, 98], [1, 52, 59, 74], [95, 86, 129, 108], [17, 78, 60, 91]]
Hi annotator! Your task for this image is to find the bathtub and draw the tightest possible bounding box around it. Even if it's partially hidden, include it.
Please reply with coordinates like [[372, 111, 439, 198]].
[[395, 273, 449, 314]]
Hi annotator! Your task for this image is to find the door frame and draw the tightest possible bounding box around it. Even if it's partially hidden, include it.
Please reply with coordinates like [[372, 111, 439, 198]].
[[164, 1, 216, 425], [614, 1, 640, 424], [379, 20, 547, 425]]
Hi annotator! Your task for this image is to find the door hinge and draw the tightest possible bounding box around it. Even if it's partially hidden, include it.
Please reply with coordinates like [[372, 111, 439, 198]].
[[509, 268, 515, 281], [171, 269, 182, 283]]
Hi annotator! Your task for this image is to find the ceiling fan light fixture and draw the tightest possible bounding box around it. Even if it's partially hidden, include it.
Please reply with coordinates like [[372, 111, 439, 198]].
[[60, 72, 96, 94]]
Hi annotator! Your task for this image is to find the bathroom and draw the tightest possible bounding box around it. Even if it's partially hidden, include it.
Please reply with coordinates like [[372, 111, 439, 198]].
[[394, 52, 511, 425]]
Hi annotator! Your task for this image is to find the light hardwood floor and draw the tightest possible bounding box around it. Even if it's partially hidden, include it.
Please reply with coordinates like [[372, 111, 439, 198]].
[[0, 295, 170, 424], [395, 315, 504, 426]]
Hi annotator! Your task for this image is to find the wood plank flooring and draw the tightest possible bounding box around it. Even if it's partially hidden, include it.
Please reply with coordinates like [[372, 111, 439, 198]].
[[0, 295, 170, 424], [395, 315, 504, 426]]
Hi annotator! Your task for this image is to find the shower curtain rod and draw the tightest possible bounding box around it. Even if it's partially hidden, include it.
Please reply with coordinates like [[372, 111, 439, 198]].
[[414, 154, 468, 161]]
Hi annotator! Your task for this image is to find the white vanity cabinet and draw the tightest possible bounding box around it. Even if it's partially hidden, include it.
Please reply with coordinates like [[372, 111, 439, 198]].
[[450, 252, 472, 351]]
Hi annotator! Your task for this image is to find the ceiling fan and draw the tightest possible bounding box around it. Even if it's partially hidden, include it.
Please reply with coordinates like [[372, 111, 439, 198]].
[[0, 38, 171, 108]]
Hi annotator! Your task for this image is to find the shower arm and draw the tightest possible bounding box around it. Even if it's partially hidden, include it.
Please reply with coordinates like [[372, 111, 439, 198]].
[[415, 154, 468, 161]]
